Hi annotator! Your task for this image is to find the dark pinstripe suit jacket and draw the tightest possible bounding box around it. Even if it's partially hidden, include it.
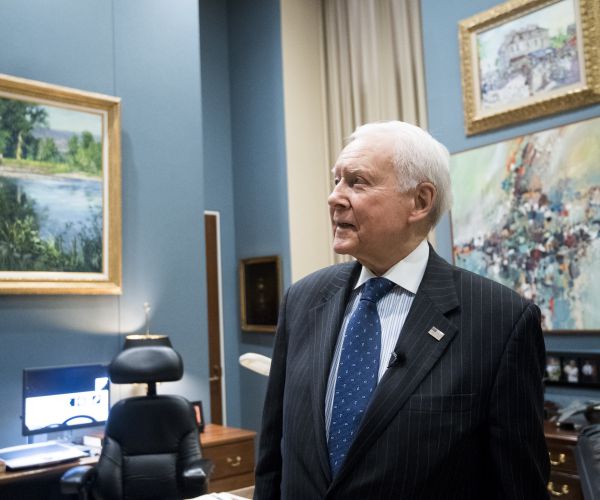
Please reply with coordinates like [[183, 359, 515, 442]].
[[254, 248, 550, 499]]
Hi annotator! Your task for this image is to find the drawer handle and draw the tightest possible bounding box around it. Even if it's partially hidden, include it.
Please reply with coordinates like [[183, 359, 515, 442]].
[[226, 455, 242, 467], [547, 482, 569, 497], [548, 452, 566, 466]]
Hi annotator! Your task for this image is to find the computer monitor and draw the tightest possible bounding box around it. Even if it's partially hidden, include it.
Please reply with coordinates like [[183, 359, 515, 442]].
[[22, 363, 110, 436]]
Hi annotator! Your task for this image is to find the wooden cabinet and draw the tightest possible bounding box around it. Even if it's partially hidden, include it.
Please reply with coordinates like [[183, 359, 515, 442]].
[[202, 424, 256, 493], [545, 422, 582, 499]]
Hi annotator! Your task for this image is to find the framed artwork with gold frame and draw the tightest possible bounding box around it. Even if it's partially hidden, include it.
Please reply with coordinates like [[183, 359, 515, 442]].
[[0, 74, 121, 294], [459, 0, 600, 135], [239, 255, 281, 332]]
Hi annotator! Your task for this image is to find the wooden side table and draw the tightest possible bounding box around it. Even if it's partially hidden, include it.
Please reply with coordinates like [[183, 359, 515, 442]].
[[202, 424, 256, 493], [545, 421, 583, 499]]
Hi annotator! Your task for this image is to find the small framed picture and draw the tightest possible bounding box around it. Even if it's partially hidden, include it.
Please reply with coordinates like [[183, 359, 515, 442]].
[[239, 255, 281, 333], [545, 355, 562, 382], [190, 401, 205, 433], [580, 358, 600, 384], [545, 352, 600, 388], [561, 357, 580, 384]]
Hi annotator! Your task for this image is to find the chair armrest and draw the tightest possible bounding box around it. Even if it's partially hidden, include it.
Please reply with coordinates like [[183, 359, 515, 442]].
[[60, 464, 96, 495], [181, 458, 213, 498]]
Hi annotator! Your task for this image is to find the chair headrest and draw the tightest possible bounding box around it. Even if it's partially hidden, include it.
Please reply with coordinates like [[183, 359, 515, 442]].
[[109, 346, 183, 384]]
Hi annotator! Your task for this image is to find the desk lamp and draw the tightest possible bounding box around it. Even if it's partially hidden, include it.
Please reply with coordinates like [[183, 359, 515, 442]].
[[123, 302, 172, 349], [239, 353, 271, 377]]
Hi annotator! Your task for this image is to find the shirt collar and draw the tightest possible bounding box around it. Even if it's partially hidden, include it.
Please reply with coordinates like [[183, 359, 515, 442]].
[[354, 239, 429, 294]]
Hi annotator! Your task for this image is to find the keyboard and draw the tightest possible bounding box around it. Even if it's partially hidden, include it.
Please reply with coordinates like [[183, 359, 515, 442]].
[[0, 440, 88, 470]]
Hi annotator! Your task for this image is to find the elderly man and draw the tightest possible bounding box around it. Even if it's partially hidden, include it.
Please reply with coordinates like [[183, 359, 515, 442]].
[[254, 121, 549, 499]]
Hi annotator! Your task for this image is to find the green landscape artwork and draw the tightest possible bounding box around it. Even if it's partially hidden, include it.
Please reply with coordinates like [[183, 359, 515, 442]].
[[0, 97, 104, 273]]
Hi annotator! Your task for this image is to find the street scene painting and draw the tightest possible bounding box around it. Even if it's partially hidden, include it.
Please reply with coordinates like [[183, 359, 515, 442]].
[[0, 74, 121, 294], [476, 0, 582, 115], [450, 116, 600, 332], [0, 97, 104, 273]]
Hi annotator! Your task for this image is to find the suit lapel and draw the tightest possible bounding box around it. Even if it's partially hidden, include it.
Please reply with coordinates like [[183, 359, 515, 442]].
[[330, 249, 460, 487], [309, 262, 361, 482]]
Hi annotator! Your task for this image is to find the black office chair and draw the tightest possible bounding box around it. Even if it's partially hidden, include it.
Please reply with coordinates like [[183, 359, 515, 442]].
[[61, 345, 212, 500], [575, 423, 600, 500]]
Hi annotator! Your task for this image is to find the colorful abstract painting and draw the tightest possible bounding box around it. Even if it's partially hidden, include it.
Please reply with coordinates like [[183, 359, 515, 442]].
[[450, 116, 600, 331]]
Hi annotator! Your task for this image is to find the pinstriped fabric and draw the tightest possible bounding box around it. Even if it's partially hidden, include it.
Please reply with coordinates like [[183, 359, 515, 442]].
[[254, 248, 550, 500]]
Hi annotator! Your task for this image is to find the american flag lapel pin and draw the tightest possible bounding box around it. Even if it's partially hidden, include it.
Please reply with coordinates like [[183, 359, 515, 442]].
[[428, 326, 445, 341]]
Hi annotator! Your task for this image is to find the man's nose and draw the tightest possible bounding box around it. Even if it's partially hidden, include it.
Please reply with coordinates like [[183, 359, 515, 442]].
[[328, 182, 349, 209]]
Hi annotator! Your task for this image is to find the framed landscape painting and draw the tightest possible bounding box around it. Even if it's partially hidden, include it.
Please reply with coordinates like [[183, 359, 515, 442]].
[[0, 74, 121, 294], [459, 0, 600, 135], [450, 116, 600, 333]]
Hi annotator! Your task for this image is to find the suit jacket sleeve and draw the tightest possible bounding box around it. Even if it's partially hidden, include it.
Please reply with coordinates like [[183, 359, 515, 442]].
[[488, 301, 550, 499], [253, 288, 290, 500]]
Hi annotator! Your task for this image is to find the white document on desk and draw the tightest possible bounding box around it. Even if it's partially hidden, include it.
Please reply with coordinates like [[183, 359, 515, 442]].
[[0, 440, 88, 470], [192, 494, 250, 500]]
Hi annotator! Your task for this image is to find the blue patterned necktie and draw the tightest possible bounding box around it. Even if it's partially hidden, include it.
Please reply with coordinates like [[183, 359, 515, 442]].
[[327, 277, 395, 477]]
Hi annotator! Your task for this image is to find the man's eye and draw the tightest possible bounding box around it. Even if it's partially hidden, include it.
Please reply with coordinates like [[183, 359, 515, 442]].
[[333, 178, 340, 185]]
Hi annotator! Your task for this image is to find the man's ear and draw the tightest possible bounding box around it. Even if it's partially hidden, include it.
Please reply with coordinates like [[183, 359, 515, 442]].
[[408, 182, 436, 223]]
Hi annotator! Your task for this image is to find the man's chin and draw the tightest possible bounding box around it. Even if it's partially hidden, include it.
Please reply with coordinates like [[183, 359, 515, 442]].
[[332, 240, 354, 256]]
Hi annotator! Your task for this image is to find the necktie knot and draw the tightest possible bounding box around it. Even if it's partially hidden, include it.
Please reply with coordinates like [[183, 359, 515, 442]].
[[360, 277, 395, 304]]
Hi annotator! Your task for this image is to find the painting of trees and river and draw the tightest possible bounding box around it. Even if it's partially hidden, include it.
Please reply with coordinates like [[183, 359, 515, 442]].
[[450, 116, 600, 331], [0, 97, 103, 273]]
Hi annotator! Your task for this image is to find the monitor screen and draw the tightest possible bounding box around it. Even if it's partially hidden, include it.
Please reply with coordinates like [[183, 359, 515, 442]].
[[22, 364, 110, 436]]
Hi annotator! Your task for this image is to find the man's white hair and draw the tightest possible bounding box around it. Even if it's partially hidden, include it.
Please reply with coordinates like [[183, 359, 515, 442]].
[[349, 121, 452, 227]]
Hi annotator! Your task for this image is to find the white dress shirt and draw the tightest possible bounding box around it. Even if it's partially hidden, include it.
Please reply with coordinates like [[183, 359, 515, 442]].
[[325, 239, 429, 437]]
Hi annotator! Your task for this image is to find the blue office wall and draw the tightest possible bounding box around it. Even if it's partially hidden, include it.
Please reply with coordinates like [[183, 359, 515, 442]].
[[0, 0, 210, 448], [422, 0, 600, 405], [228, 0, 291, 433], [199, 0, 243, 427]]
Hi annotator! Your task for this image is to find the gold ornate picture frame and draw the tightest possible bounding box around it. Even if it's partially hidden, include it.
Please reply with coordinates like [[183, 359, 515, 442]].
[[0, 74, 121, 294], [459, 0, 600, 135], [239, 255, 281, 333]]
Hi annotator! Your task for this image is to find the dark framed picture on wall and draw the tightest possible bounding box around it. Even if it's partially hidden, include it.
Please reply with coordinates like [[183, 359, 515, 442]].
[[0, 73, 122, 294], [239, 255, 281, 333], [545, 352, 600, 388], [449, 115, 600, 334], [458, 0, 600, 135]]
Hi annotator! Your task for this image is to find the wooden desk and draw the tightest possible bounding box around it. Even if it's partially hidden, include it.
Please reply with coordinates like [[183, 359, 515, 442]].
[[202, 424, 256, 493], [0, 424, 255, 498], [545, 421, 583, 499]]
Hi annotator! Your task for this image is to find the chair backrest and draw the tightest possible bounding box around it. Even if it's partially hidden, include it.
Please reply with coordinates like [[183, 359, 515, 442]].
[[110, 345, 183, 396], [94, 395, 202, 499], [90, 345, 206, 499], [575, 424, 600, 500]]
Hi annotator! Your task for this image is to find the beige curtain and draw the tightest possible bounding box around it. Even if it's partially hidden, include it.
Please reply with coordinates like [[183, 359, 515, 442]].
[[322, 0, 429, 262]]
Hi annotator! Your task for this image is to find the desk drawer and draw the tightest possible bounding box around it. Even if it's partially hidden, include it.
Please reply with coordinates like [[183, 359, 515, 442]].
[[547, 471, 582, 499], [205, 439, 255, 480], [547, 441, 577, 474]]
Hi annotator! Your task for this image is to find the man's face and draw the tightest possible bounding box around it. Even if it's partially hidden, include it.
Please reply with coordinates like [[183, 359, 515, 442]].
[[328, 133, 414, 274]]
